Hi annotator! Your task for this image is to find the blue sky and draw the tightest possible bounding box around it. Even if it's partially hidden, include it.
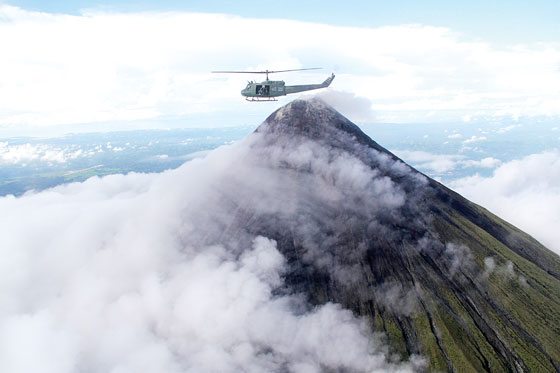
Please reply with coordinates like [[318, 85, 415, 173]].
[[5, 0, 560, 44]]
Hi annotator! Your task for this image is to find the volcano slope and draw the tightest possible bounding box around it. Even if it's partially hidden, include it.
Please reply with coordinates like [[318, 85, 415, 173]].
[[196, 99, 560, 372]]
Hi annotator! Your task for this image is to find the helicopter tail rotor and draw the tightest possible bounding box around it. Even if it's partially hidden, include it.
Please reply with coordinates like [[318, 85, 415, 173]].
[[321, 73, 335, 87]]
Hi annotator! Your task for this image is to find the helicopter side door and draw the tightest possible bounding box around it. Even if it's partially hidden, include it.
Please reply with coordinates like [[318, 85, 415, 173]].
[[255, 85, 270, 96]]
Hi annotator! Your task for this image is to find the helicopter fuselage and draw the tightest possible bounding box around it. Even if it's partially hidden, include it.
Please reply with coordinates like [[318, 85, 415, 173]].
[[241, 74, 335, 101], [241, 80, 286, 100]]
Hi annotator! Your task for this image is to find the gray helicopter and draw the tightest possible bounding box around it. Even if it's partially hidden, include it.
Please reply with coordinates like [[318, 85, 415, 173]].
[[212, 68, 335, 101]]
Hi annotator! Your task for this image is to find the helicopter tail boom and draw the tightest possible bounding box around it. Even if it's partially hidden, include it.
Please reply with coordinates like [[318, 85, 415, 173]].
[[284, 73, 335, 95]]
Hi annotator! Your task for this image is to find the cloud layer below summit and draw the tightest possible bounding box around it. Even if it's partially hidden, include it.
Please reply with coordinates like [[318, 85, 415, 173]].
[[0, 131, 427, 372]]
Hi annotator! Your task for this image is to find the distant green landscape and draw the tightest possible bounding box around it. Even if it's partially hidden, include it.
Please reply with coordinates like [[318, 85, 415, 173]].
[[1, 119, 558, 196]]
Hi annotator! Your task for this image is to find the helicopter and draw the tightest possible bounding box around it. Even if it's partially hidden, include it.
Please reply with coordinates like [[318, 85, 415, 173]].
[[212, 68, 335, 101]]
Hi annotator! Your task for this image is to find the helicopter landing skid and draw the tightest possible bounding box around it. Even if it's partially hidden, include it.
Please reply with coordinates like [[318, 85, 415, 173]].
[[246, 97, 278, 102]]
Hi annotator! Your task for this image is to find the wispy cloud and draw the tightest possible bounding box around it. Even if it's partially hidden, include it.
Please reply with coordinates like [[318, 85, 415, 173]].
[[315, 90, 376, 122], [395, 150, 501, 173], [447, 133, 463, 139], [463, 135, 487, 144], [495, 124, 520, 134]]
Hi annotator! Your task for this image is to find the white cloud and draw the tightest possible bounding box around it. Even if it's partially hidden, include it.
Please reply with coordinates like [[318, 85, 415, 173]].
[[395, 150, 461, 173], [448, 133, 463, 139], [0, 5, 559, 134], [0, 142, 86, 164], [463, 135, 487, 144], [462, 157, 502, 168], [395, 150, 501, 173], [451, 150, 560, 253], [0, 129, 425, 372], [482, 256, 528, 286], [496, 124, 520, 134], [315, 90, 376, 122]]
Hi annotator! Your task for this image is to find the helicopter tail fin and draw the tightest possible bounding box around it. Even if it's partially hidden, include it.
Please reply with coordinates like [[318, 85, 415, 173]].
[[322, 73, 335, 87]]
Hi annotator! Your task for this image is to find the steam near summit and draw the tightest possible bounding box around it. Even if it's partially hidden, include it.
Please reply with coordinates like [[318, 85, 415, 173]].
[[0, 99, 559, 372]]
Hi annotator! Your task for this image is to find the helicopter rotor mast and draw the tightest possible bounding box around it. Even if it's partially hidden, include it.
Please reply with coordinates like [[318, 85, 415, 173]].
[[212, 67, 322, 81]]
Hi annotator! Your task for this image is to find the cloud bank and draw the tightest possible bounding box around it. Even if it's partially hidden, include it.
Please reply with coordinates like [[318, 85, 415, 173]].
[[0, 5, 559, 133], [0, 142, 90, 164], [451, 150, 560, 254], [0, 129, 426, 372]]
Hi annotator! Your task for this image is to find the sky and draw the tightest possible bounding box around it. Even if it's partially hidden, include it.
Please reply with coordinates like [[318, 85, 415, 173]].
[[0, 0, 559, 135], [6, 0, 560, 44]]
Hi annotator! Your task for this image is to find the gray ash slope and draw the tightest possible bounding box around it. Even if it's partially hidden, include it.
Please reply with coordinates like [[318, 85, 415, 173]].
[[205, 99, 560, 372]]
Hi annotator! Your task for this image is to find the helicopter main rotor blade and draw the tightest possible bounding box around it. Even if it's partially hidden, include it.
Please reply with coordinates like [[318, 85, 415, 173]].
[[212, 68, 322, 74], [267, 68, 322, 73], [212, 71, 268, 74]]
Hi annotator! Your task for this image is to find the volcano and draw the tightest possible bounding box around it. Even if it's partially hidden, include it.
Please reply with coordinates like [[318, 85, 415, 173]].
[[202, 99, 560, 372]]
